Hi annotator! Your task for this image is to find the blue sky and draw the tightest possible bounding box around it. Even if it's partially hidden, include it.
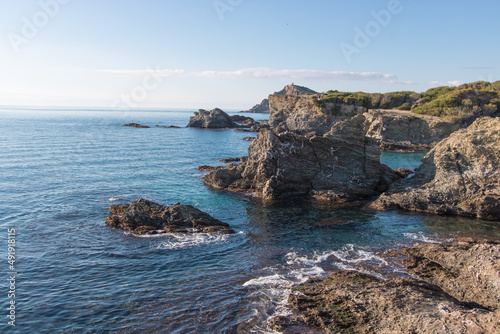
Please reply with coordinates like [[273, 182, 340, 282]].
[[0, 0, 498, 109]]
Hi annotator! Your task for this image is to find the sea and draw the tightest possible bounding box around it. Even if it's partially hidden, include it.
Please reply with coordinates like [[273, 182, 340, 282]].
[[1, 107, 499, 334]]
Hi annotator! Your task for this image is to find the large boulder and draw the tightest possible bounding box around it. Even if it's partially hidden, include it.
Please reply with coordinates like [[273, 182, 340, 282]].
[[370, 117, 500, 220], [105, 198, 235, 234], [202, 115, 401, 205], [187, 108, 236, 128]]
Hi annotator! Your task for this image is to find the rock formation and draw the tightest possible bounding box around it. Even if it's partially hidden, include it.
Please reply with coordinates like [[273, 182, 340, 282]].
[[398, 239, 500, 312], [268, 94, 367, 135], [243, 99, 270, 113], [270, 239, 500, 334], [202, 115, 402, 205], [123, 123, 150, 128], [370, 117, 500, 220], [105, 198, 235, 234], [363, 109, 462, 150], [187, 108, 236, 128], [274, 83, 317, 96], [241, 84, 317, 114]]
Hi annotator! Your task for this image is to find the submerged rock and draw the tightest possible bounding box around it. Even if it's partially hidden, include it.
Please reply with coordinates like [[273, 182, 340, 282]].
[[187, 108, 236, 128], [123, 123, 150, 128], [370, 117, 500, 220], [105, 198, 235, 234], [202, 115, 402, 205], [270, 239, 500, 334]]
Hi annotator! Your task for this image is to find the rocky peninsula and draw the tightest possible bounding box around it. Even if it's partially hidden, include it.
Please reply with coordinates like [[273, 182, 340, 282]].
[[105, 198, 235, 234], [370, 117, 500, 221], [270, 238, 500, 334]]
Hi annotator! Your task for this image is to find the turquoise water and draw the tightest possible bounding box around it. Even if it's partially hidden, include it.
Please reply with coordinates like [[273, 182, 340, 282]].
[[1, 108, 498, 333]]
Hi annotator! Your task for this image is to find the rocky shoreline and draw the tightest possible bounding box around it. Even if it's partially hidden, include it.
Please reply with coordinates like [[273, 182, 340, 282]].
[[269, 238, 500, 334]]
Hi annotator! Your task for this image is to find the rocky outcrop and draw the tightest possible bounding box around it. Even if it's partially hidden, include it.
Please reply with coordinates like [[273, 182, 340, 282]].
[[243, 99, 270, 113], [202, 115, 402, 205], [363, 109, 462, 150], [274, 83, 317, 96], [370, 117, 500, 220], [123, 123, 150, 128], [270, 239, 500, 334], [187, 108, 236, 128], [398, 239, 500, 312], [105, 198, 235, 234], [268, 94, 367, 135], [229, 115, 258, 128]]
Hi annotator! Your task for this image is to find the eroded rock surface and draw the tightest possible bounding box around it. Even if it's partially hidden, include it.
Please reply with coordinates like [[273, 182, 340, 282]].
[[370, 117, 500, 220], [105, 198, 234, 234], [202, 116, 401, 205], [270, 239, 500, 334], [363, 109, 462, 150]]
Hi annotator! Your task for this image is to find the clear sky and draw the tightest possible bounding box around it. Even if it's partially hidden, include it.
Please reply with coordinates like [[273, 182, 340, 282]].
[[0, 0, 499, 109]]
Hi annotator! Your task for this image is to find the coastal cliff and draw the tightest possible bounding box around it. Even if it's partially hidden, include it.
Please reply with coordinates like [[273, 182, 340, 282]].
[[268, 94, 462, 150]]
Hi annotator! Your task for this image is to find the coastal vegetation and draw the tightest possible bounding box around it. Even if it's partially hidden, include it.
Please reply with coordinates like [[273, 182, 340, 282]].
[[311, 81, 500, 118]]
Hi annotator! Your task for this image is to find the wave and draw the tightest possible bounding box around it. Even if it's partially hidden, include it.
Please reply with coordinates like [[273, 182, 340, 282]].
[[154, 231, 244, 250], [243, 244, 411, 332]]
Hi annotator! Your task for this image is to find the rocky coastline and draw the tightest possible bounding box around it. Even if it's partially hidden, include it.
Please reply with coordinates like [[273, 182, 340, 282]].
[[270, 238, 500, 334]]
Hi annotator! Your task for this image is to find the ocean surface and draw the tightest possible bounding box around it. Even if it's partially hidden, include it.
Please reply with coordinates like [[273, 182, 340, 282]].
[[1, 108, 499, 334]]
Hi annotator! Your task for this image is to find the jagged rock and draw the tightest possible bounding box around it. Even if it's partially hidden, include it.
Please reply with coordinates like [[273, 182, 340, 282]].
[[398, 238, 500, 312], [202, 115, 402, 205], [363, 109, 462, 150], [274, 83, 318, 96], [187, 108, 236, 128], [268, 94, 367, 135], [270, 239, 500, 334], [243, 99, 270, 113], [242, 137, 255, 141], [105, 198, 234, 234], [370, 117, 500, 220], [123, 123, 150, 128]]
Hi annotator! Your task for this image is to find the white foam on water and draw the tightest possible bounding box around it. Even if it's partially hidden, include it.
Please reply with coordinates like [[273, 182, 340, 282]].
[[331, 244, 389, 266], [108, 197, 120, 201], [152, 231, 243, 250], [403, 232, 440, 243]]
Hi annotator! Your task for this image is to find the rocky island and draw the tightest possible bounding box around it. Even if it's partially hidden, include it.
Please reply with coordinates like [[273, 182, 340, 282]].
[[105, 198, 235, 234]]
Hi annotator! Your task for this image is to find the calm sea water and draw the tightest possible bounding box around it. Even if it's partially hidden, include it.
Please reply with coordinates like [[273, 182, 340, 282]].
[[1, 108, 499, 334]]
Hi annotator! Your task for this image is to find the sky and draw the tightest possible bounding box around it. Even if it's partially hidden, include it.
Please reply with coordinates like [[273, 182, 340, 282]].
[[0, 0, 499, 110]]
